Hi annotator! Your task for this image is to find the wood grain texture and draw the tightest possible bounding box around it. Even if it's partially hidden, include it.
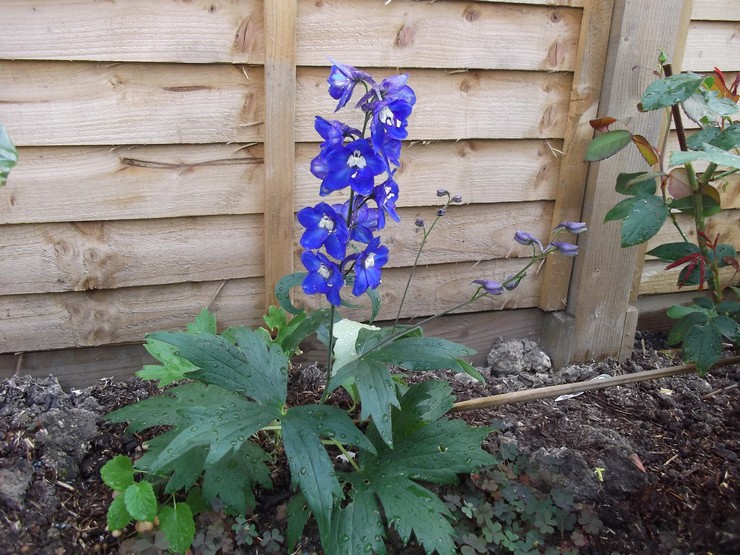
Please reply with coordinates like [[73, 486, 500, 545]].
[[1, 145, 264, 225], [646, 210, 740, 254], [0, 0, 265, 63], [0, 62, 265, 146], [1, 216, 264, 295], [691, 0, 740, 21], [539, 0, 616, 311], [1, 64, 571, 146], [295, 139, 562, 210], [296, 0, 581, 71], [561, 0, 694, 362], [296, 68, 573, 142], [263, 0, 297, 308], [0, 279, 265, 353], [683, 21, 740, 71], [639, 259, 738, 295]]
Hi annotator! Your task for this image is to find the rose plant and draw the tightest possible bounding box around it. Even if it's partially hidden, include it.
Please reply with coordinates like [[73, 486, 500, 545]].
[[585, 54, 739, 374], [101, 62, 585, 554]]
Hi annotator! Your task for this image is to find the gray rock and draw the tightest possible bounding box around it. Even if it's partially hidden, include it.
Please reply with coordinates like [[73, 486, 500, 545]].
[[596, 446, 649, 498], [486, 338, 551, 377], [35, 407, 100, 480], [529, 446, 601, 503], [0, 460, 34, 510]]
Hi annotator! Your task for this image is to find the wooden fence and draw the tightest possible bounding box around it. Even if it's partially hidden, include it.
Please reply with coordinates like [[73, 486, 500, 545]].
[[0, 0, 737, 386]]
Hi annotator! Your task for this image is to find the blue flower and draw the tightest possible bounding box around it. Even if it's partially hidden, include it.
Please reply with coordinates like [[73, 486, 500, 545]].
[[352, 237, 389, 296], [372, 173, 401, 228], [320, 138, 386, 196], [513, 231, 543, 252], [548, 241, 579, 256], [554, 221, 588, 234], [310, 117, 361, 179], [358, 74, 416, 111], [472, 279, 504, 295], [301, 251, 345, 306], [371, 98, 414, 154], [334, 200, 379, 243], [327, 61, 374, 111], [297, 203, 349, 260]]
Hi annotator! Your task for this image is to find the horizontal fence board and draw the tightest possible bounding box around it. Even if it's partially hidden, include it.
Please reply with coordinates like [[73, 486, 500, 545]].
[[0, 279, 264, 353], [474, 0, 584, 5], [0, 0, 264, 64], [639, 259, 737, 295], [1, 145, 264, 224], [296, 67, 573, 142], [297, 258, 543, 322], [1, 216, 264, 295], [0, 61, 265, 146], [645, 209, 740, 254], [1, 64, 571, 146], [0, 308, 545, 386], [295, 139, 562, 210], [296, 1, 581, 71], [691, 0, 740, 21], [683, 21, 740, 71], [2, 0, 582, 68], [292, 201, 554, 269]]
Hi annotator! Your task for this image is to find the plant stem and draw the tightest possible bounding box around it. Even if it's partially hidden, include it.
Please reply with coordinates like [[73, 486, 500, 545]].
[[321, 305, 336, 403]]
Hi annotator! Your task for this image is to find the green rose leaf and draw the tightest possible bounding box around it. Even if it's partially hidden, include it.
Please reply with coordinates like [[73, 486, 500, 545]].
[[158, 503, 196, 554], [670, 143, 740, 170], [646, 242, 700, 262], [615, 172, 658, 196], [682, 321, 723, 374], [640, 73, 703, 111], [123, 481, 158, 522], [604, 195, 669, 247], [100, 455, 135, 491], [585, 129, 633, 161]]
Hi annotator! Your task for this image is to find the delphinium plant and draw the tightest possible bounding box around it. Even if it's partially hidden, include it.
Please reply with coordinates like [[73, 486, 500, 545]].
[[101, 62, 586, 554], [0, 123, 18, 186], [586, 54, 739, 373]]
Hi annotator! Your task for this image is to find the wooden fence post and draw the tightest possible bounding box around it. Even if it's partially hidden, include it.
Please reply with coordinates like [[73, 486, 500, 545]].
[[263, 0, 297, 309], [542, 0, 694, 367]]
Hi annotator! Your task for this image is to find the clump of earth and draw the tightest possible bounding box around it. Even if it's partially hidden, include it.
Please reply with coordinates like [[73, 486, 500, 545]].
[[1, 331, 738, 554]]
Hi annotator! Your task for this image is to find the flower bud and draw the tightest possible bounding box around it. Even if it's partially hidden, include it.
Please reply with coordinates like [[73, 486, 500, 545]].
[[554, 221, 588, 234], [472, 279, 504, 295], [436, 208, 446, 217], [451, 194, 463, 203], [415, 218, 425, 227], [436, 188, 449, 197], [549, 241, 579, 256], [502, 274, 524, 291], [513, 231, 543, 252]]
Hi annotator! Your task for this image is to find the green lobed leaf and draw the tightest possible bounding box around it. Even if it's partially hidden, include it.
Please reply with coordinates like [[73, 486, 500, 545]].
[[151, 328, 288, 408], [0, 124, 18, 187], [376, 478, 457, 555], [286, 405, 376, 453], [367, 287, 381, 323], [138, 339, 199, 387], [187, 308, 217, 335], [647, 242, 700, 262], [667, 311, 708, 346], [281, 410, 343, 544], [158, 503, 196, 554], [123, 481, 158, 522], [615, 172, 658, 196], [275, 272, 308, 315], [366, 336, 476, 371], [584, 129, 632, 161], [328, 489, 387, 555], [605, 195, 669, 247], [100, 455, 135, 491], [202, 442, 272, 515], [391, 380, 454, 441], [329, 358, 399, 447], [670, 143, 740, 170], [682, 321, 723, 374], [286, 493, 311, 552], [640, 73, 704, 111], [453, 358, 486, 384], [106, 493, 133, 531]]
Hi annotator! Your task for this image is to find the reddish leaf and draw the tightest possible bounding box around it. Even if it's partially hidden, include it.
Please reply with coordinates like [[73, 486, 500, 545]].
[[632, 135, 660, 167], [589, 117, 617, 133], [666, 167, 691, 200], [711, 68, 740, 102], [700, 184, 721, 207], [629, 453, 646, 473], [723, 256, 740, 272]]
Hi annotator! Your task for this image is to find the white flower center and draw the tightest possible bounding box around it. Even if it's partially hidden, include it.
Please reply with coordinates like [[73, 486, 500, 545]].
[[364, 253, 376, 269], [319, 214, 334, 231], [318, 264, 331, 279], [347, 150, 367, 169], [379, 106, 401, 128]]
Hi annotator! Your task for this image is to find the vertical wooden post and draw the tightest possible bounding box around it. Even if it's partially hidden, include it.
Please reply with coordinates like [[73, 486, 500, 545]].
[[542, 0, 694, 366], [263, 0, 297, 309]]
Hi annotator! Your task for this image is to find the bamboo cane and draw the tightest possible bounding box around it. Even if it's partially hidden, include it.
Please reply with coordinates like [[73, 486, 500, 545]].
[[450, 355, 740, 413]]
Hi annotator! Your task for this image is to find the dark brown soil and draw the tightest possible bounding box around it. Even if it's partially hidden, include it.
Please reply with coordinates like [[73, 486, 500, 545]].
[[1, 333, 738, 555]]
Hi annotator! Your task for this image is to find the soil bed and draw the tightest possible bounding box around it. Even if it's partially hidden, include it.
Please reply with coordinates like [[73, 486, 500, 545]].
[[1, 332, 738, 554]]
